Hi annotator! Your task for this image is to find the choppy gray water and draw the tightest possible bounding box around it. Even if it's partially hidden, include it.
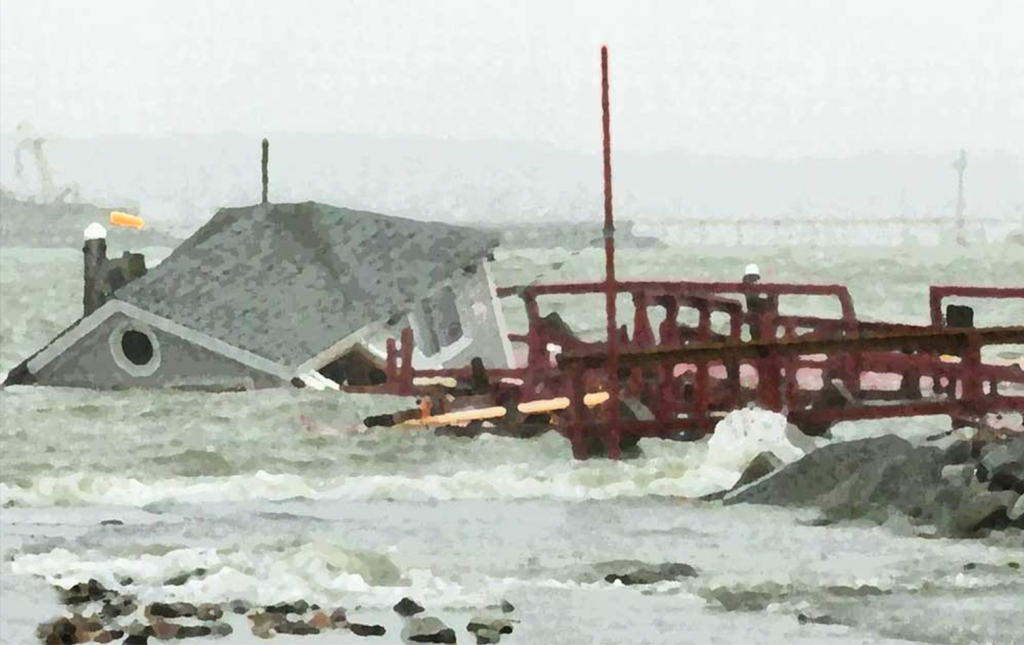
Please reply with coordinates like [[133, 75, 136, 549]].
[[2, 244, 1023, 644]]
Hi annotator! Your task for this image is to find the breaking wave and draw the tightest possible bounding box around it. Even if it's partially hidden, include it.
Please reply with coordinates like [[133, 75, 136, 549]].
[[1, 410, 817, 507]]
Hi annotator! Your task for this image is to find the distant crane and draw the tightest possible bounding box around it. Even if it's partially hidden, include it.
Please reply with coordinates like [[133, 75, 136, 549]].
[[13, 121, 79, 204]]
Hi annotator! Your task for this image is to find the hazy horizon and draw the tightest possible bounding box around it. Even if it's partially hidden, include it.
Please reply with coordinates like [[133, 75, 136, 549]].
[[3, 0, 1023, 157]]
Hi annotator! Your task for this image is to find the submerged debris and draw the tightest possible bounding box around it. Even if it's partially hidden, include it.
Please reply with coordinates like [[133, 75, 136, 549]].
[[603, 562, 699, 585]]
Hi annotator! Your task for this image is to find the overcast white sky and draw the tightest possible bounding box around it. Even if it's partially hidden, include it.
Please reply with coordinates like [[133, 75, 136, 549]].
[[2, 0, 1022, 157]]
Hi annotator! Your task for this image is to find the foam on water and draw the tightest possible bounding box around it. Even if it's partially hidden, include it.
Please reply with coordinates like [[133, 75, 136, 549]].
[[1, 409, 814, 507]]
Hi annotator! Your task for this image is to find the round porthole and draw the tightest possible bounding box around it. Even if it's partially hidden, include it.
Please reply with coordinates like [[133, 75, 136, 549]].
[[109, 322, 161, 377]]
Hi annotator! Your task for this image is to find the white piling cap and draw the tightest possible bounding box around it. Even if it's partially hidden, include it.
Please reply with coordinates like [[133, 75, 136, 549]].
[[84, 223, 107, 240], [744, 263, 760, 277]]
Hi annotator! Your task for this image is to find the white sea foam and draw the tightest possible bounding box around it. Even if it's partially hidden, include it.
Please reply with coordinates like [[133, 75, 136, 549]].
[[0, 409, 816, 507]]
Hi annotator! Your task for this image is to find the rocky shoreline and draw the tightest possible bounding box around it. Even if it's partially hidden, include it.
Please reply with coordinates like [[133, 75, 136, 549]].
[[720, 431, 1024, 539], [37, 579, 521, 645]]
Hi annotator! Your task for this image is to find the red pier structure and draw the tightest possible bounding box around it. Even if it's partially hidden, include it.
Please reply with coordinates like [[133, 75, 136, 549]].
[[363, 48, 1024, 459]]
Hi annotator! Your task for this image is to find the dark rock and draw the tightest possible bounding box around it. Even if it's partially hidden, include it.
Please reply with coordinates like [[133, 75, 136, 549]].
[[62, 578, 113, 605], [163, 568, 207, 586], [148, 620, 180, 640], [38, 617, 78, 645], [196, 603, 223, 621], [123, 622, 153, 645], [350, 623, 387, 637], [703, 451, 784, 501], [174, 624, 213, 639], [100, 519, 124, 526], [100, 594, 138, 619], [735, 452, 784, 488], [1009, 561, 1021, 570], [825, 584, 888, 597], [227, 599, 251, 614], [394, 596, 426, 617], [116, 575, 135, 587], [148, 601, 198, 618], [207, 623, 233, 638], [797, 612, 841, 626], [274, 620, 320, 635], [467, 616, 513, 635], [725, 435, 1021, 538], [700, 585, 786, 612], [402, 616, 457, 643], [978, 439, 1024, 494], [93, 629, 125, 644], [725, 435, 927, 508], [942, 439, 976, 465], [604, 562, 698, 585], [329, 607, 348, 626], [500, 599, 515, 613], [248, 612, 286, 639], [475, 628, 502, 644], [265, 599, 309, 614]]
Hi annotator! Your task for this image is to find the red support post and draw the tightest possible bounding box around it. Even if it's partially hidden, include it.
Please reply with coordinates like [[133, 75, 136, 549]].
[[399, 327, 414, 396], [600, 45, 622, 460]]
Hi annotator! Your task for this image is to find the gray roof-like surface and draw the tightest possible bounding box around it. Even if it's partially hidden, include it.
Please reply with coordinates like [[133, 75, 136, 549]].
[[115, 201, 498, 368]]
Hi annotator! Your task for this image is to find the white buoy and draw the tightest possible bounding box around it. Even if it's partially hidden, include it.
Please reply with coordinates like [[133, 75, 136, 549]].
[[84, 222, 107, 240]]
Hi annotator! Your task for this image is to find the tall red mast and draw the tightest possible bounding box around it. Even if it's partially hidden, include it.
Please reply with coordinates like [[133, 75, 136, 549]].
[[601, 45, 621, 458]]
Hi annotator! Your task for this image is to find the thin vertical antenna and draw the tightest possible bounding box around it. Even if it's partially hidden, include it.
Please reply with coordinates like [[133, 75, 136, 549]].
[[261, 138, 270, 204], [601, 45, 621, 458]]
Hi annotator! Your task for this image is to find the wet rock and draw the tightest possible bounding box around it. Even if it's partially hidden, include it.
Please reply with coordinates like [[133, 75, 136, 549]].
[[467, 616, 513, 635], [163, 568, 207, 586], [797, 612, 841, 626], [208, 623, 233, 638], [350, 623, 387, 637], [394, 596, 426, 617], [402, 616, 456, 643], [500, 599, 515, 613], [604, 562, 698, 585], [309, 611, 331, 629], [93, 629, 125, 644], [148, 601, 198, 619], [116, 575, 135, 587], [100, 594, 138, 619], [148, 619, 181, 640], [704, 451, 784, 501], [274, 620, 320, 635], [942, 438, 977, 465], [196, 603, 223, 621], [735, 451, 784, 488], [62, 578, 114, 605], [825, 584, 888, 597], [329, 607, 348, 626], [978, 439, 1024, 494], [248, 612, 285, 639], [38, 617, 78, 645], [175, 624, 214, 639], [941, 463, 976, 486], [475, 628, 502, 644], [122, 622, 152, 645], [265, 599, 309, 614], [227, 599, 251, 615], [100, 519, 124, 526], [725, 434, 1023, 537], [699, 584, 788, 612]]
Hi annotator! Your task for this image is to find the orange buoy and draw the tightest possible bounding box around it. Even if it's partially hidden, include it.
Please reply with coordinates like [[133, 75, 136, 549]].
[[109, 211, 145, 229]]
